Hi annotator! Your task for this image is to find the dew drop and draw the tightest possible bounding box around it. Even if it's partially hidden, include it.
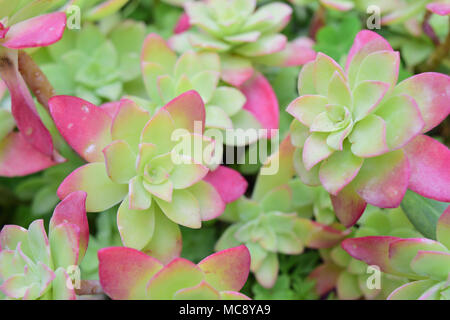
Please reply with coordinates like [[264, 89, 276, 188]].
[[81, 105, 89, 113], [85, 144, 95, 154]]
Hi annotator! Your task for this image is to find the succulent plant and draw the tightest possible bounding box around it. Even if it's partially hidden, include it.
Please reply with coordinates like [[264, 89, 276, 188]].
[[343, 205, 450, 300], [310, 206, 422, 300], [287, 30, 450, 227], [35, 20, 146, 105], [141, 33, 279, 148], [0, 1, 67, 176], [48, 91, 244, 262], [0, 191, 88, 300], [98, 245, 251, 300], [62, 0, 131, 21], [170, 0, 316, 86], [426, 1, 450, 16], [289, 0, 449, 36], [216, 137, 349, 288]]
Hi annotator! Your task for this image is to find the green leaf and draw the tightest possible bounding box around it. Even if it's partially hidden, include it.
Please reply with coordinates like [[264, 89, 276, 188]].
[[400, 190, 448, 240], [31, 186, 59, 215], [314, 14, 362, 62]]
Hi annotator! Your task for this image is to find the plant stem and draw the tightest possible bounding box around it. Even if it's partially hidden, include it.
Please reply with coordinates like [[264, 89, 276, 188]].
[[422, 11, 440, 46], [75, 280, 104, 296], [18, 50, 55, 111], [309, 4, 326, 40], [419, 17, 450, 72]]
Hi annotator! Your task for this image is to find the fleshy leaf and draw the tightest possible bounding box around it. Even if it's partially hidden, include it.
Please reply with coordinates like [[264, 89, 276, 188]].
[[162, 90, 205, 133], [98, 247, 163, 300], [155, 190, 201, 228], [219, 291, 251, 300], [49, 96, 112, 162], [49, 223, 80, 269], [0, 225, 28, 252], [52, 268, 76, 300], [170, 162, 209, 190], [393, 73, 450, 133], [142, 206, 182, 264], [427, 3, 450, 16], [234, 34, 287, 57], [437, 206, 450, 249], [375, 94, 424, 150], [141, 109, 176, 156], [220, 54, 254, 87], [253, 136, 295, 200], [352, 80, 389, 121], [146, 258, 204, 300], [203, 166, 248, 204], [173, 281, 220, 300], [313, 53, 345, 96], [141, 33, 177, 73], [308, 263, 341, 296], [303, 133, 334, 170], [327, 72, 351, 107], [410, 251, 450, 280], [349, 115, 388, 157], [254, 253, 278, 289], [388, 238, 448, 276], [353, 149, 409, 208], [336, 271, 361, 300], [57, 163, 128, 212], [300, 219, 348, 249], [103, 140, 136, 184], [330, 182, 367, 227], [239, 73, 279, 135], [286, 95, 328, 127], [117, 197, 155, 251], [298, 61, 316, 95], [342, 236, 399, 273], [0, 49, 54, 157], [388, 279, 438, 300], [50, 191, 88, 261], [27, 220, 52, 268], [0, 133, 56, 177], [111, 99, 150, 151], [345, 30, 393, 88], [187, 181, 225, 221], [197, 245, 250, 292], [319, 145, 363, 195], [403, 135, 450, 202], [355, 50, 399, 88], [129, 176, 152, 210], [3, 12, 66, 49]]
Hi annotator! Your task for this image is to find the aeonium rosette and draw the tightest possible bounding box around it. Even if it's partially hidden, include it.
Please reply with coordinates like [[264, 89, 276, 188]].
[[287, 30, 450, 227], [217, 137, 349, 288], [170, 0, 316, 86], [309, 206, 422, 300], [0, 191, 89, 300], [0, 1, 67, 176], [37, 20, 146, 105], [342, 206, 450, 300], [141, 33, 279, 148], [98, 245, 251, 300], [49, 91, 228, 263]]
